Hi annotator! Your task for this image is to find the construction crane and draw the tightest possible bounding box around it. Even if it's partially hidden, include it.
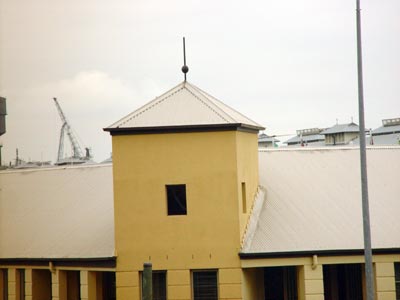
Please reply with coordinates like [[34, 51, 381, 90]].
[[53, 97, 91, 165]]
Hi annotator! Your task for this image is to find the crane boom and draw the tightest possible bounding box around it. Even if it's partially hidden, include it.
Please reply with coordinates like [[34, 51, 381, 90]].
[[53, 97, 88, 164]]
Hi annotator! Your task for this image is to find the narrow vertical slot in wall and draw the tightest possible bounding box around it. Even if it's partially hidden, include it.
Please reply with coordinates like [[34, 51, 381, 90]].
[[242, 182, 247, 213]]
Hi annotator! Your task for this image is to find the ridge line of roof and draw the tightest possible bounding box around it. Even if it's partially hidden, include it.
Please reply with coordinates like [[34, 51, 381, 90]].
[[188, 82, 264, 129], [184, 83, 234, 123]]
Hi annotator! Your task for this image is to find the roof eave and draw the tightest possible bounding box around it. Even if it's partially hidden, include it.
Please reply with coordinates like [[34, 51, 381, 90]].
[[239, 247, 400, 259], [104, 123, 265, 135]]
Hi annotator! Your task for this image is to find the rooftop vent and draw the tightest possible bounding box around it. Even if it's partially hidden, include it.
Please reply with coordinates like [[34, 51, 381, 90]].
[[382, 118, 400, 127], [296, 128, 322, 136]]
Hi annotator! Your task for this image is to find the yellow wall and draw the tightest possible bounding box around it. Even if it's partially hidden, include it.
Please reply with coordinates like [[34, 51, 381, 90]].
[[111, 129, 260, 298], [235, 131, 259, 240]]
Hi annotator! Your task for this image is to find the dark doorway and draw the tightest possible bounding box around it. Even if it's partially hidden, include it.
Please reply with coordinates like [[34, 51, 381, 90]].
[[32, 269, 52, 300], [66, 271, 80, 300], [102, 272, 116, 300], [264, 266, 298, 300], [323, 264, 363, 300]]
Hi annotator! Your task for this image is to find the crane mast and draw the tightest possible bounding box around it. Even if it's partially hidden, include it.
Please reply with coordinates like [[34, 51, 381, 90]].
[[53, 97, 90, 165]]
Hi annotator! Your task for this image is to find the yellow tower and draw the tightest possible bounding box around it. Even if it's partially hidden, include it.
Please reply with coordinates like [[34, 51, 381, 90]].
[[104, 81, 264, 300]]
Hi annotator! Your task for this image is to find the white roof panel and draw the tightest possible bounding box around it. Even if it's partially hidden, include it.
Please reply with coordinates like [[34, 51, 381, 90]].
[[106, 81, 264, 130], [0, 164, 114, 259], [242, 147, 400, 254]]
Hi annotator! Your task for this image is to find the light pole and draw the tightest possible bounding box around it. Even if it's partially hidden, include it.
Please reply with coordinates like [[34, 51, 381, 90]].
[[356, 1, 375, 299]]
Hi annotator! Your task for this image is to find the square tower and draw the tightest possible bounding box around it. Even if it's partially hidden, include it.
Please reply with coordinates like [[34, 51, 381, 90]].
[[105, 81, 264, 299]]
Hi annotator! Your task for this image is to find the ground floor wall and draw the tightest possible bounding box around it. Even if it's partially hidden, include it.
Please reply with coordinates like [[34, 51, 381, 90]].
[[113, 254, 399, 299], [241, 253, 400, 300], [1, 254, 399, 300], [0, 266, 116, 300], [116, 267, 244, 300]]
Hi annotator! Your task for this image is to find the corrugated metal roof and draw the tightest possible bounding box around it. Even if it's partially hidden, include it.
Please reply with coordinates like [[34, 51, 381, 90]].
[[106, 81, 264, 130], [242, 147, 400, 254], [285, 134, 325, 144], [0, 164, 114, 259], [352, 133, 400, 146], [258, 134, 280, 143], [321, 123, 359, 135], [372, 124, 400, 135]]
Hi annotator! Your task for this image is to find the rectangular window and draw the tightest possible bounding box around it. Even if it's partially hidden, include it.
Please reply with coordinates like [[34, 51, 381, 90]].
[[153, 272, 167, 300], [102, 272, 116, 300], [1, 269, 8, 300], [16, 269, 25, 300], [241, 182, 247, 213], [192, 270, 218, 300], [140, 271, 167, 300], [166, 184, 187, 215], [395, 263, 400, 300], [66, 271, 81, 300]]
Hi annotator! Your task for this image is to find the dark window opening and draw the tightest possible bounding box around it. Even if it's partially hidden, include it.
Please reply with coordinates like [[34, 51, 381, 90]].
[[102, 272, 116, 300], [166, 184, 187, 215], [264, 266, 297, 300], [140, 271, 167, 300], [242, 182, 247, 213], [193, 270, 218, 300], [32, 269, 52, 300], [17, 269, 25, 300], [323, 264, 363, 300], [153, 272, 167, 300], [395, 263, 400, 300], [66, 271, 80, 300], [1, 269, 8, 300]]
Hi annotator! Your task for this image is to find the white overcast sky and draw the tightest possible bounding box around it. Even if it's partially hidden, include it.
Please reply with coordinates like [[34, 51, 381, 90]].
[[0, 0, 399, 164]]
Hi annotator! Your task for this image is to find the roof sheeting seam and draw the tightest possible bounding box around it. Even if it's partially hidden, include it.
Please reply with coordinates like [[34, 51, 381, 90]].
[[185, 85, 232, 123], [116, 87, 185, 128]]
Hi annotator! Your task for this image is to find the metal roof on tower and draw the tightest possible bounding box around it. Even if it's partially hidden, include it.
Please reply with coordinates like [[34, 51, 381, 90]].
[[104, 81, 264, 134]]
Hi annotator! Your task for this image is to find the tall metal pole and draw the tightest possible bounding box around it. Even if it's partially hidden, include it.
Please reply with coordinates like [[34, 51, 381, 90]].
[[181, 37, 189, 81], [356, 1, 375, 299]]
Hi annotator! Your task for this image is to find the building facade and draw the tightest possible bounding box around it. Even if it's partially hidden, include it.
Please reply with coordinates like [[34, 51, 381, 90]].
[[1, 81, 400, 300]]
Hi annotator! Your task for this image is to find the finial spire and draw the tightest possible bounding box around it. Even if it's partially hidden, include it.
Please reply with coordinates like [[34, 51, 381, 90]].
[[181, 37, 189, 81]]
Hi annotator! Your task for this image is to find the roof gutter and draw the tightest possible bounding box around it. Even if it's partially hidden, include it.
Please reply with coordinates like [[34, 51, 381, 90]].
[[239, 248, 400, 259], [0, 257, 116, 268], [104, 123, 264, 135]]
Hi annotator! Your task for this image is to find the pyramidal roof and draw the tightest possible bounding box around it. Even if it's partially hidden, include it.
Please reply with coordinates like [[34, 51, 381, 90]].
[[105, 81, 264, 134]]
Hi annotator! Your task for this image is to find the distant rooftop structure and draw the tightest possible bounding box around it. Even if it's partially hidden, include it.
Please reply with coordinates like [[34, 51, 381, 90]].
[[105, 81, 264, 134], [321, 122, 360, 146], [285, 128, 325, 146], [258, 133, 279, 148], [353, 117, 400, 146], [320, 122, 359, 135], [372, 117, 400, 136]]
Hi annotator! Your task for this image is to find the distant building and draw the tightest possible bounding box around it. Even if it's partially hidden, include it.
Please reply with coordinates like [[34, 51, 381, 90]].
[[371, 117, 400, 145], [351, 117, 400, 146], [258, 133, 279, 148], [321, 122, 359, 146], [284, 128, 325, 146]]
